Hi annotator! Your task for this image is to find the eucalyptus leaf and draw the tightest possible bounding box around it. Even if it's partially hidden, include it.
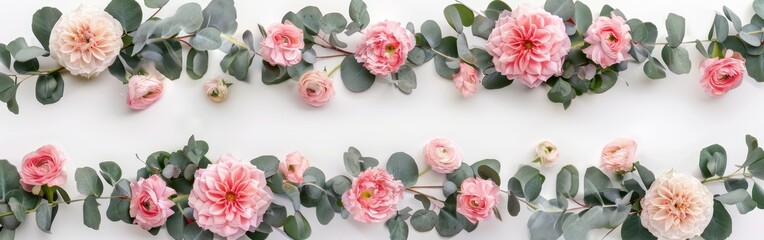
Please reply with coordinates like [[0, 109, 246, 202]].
[[284, 212, 312, 240], [544, 0, 575, 20], [35, 201, 52, 233], [443, 4, 474, 33], [701, 200, 732, 240], [411, 210, 437, 232], [251, 155, 279, 178], [31, 7, 61, 50], [386, 152, 419, 188], [713, 14, 729, 42], [723, 6, 742, 32], [321, 13, 347, 34], [485, 0, 511, 21], [341, 55, 375, 92], [643, 57, 667, 79], [421, 20, 442, 48], [665, 13, 685, 48], [573, 2, 592, 35], [83, 195, 101, 230], [35, 73, 64, 105], [661, 46, 691, 74], [76, 167, 104, 197], [190, 27, 222, 51], [186, 49, 209, 80], [145, 0, 169, 8], [201, 0, 237, 35], [105, 0, 143, 32]]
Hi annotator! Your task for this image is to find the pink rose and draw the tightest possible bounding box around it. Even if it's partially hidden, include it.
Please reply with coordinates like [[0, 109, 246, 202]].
[[298, 70, 335, 107], [486, 5, 571, 88], [453, 63, 480, 97], [127, 75, 164, 110], [129, 175, 176, 230], [423, 138, 463, 174], [600, 138, 637, 173], [259, 23, 304, 67], [279, 152, 310, 184], [189, 154, 273, 240], [583, 14, 632, 67], [457, 178, 500, 223], [341, 168, 404, 223], [355, 20, 415, 76], [19, 145, 67, 193], [699, 50, 746, 96]]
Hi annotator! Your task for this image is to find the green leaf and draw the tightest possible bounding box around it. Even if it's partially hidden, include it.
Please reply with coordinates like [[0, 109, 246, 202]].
[[665, 13, 685, 47], [716, 189, 749, 205], [106, 179, 131, 223], [35, 201, 52, 233], [261, 60, 289, 85], [0, 74, 16, 103], [713, 14, 729, 42], [621, 214, 657, 240], [634, 162, 655, 188], [723, 6, 742, 32], [528, 211, 565, 240], [525, 175, 545, 202], [14, 46, 46, 62], [186, 49, 208, 80], [573, 2, 592, 35], [98, 161, 122, 186], [8, 198, 24, 222], [643, 57, 667, 79], [0, 44, 11, 69], [348, 0, 370, 30], [410, 209, 437, 232], [343, 147, 363, 177], [284, 212, 312, 240], [446, 163, 475, 186], [201, 0, 237, 35], [251, 155, 279, 178], [220, 45, 251, 81], [321, 13, 347, 34], [661, 46, 691, 74], [755, 0, 764, 19], [105, 0, 142, 32], [443, 4, 474, 33], [287, 60, 314, 80], [141, 40, 183, 80], [753, 182, 764, 209], [263, 203, 287, 227], [341, 55, 375, 92], [556, 165, 579, 198], [471, 159, 501, 174], [32, 7, 61, 51], [471, 16, 495, 40], [485, 0, 511, 21], [507, 194, 520, 216], [482, 72, 512, 89], [190, 27, 222, 51], [386, 152, 419, 188], [145, 0, 169, 8], [35, 73, 64, 105], [297, 6, 322, 35], [699, 144, 727, 178], [435, 210, 462, 237], [695, 40, 709, 58], [76, 167, 104, 197], [545, 0, 575, 20], [183, 135, 208, 165], [83, 195, 101, 230], [394, 65, 417, 94], [385, 216, 409, 240], [477, 165, 501, 186], [166, 205, 184, 240], [421, 20, 442, 48], [584, 167, 611, 205], [0, 160, 21, 200], [456, 33, 476, 64], [413, 194, 431, 210], [701, 200, 732, 240], [0, 229, 14, 239], [548, 79, 573, 106], [316, 194, 334, 225], [184, 222, 213, 240]]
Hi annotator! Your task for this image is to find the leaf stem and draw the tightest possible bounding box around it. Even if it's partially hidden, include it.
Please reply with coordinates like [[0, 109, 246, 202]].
[[418, 165, 431, 177], [426, 47, 460, 61], [316, 53, 350, 59], [406, 189, 445, 203], [220, 34, 250, 51], [327, 63, 342, 77], [315, 35, 354, 55], [701, 168, 751, 184], [171, 194, 189, 203], [147, 5, 164, 21]]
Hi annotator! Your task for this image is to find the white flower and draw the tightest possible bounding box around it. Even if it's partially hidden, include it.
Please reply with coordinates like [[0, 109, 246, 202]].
[[204, 78, 232, 103], [640, 170, 714, 240], [533, 141, 559, 167], [49, 7, 123, 78]]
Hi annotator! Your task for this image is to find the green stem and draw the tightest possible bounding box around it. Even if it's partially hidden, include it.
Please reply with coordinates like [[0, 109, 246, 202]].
[[171, 194, 189, 203], [220, 34, 250, 50], [427, 47, 459, 61], [418, 165, 432, 177], [327, 63, 342, 77], [406, 189, 445, 203]]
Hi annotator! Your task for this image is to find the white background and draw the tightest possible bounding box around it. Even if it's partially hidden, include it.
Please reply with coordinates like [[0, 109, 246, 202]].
[[0, 0, 762, 239]]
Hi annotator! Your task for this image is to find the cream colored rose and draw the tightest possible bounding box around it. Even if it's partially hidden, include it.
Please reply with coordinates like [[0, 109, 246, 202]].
[[49, 7, 123, 78], [640, 170, 713, 240]]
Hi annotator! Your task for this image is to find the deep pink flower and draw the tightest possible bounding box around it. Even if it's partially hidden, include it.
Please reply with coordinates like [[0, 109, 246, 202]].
[[259, 23, 305, 67], [188, 154, 273, 240], [453, 63, 480, 97], [699, 50, 746, 96], [456, 178, 500, 223], [19, 145, 67, 193], [129, 175, 176, 230], [355, 20, 415, 76], [485, 5, 571, 88], [341, 168, 404, 223], [279, 152, 310, 184], [583, 14, 632, 67]]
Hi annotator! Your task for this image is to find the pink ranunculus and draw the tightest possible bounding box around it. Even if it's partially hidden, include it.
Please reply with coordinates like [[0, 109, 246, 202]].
[[699, 50, 746, 96], [457, 178, 500, 223], [341, 168, 404, 223], [298, 70, 335, 107], [19, 145, 67, 193], [126, 75, 164, 110], [423, 138, 463, 174], [259, 23, 304, 67], [129, 175, 176, 230], [486, 5, 571, 88], [279, 152, 310, 184], [204, 78, 232, 103], [49, 7, 124, 78], [534, 141, 560, 167], [355, 20, 415, 76], [641, 170, 713, 240], [453, 63, 481, 97], [600, 138, 637, 173], [189, 154, 273, 240], [583, 14, 632, 67]]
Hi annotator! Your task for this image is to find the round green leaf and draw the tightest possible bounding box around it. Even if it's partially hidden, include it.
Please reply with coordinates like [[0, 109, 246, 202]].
[[643, 57, 667, 79], [421, 20, 442, 48], [435, 210, 462, 237], [35, 73, 64, 105], [75, 167, 104, 196], [105, 0, 143, 32], [665, 13, 685, 48], [443, 4, 474, 33], [190, 27, 222, 51], [386, 152, 419, 188], [31, 7, 61, 51], [545, 0, 575, 20], [340, 55, 375, 92], [320, 13, 347, 34], [411, 210, 437, 232], [701, 200, 732, 240], [284, 212, 312, 240], [186, 49, 209, 80], [485, 0, 511, 21], [297, 6, 322, 35], [83, 195, 101, 230]]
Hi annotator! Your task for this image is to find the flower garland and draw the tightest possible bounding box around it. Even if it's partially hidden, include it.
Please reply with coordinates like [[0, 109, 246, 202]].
[[1, 0, 763, 115], [0, 135, 762, 240]]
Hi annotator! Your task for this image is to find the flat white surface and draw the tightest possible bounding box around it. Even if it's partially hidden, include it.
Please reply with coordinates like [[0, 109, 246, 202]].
[[0, 0, 762, 239]]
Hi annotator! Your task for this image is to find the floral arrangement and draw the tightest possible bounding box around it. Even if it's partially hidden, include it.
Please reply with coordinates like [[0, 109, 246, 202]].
[[1, 0, 764, 114], [1, 135, 763, 240]]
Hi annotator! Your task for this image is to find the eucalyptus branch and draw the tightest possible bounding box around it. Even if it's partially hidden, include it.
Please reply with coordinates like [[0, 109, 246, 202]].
[[314, 34, 354, 55], [406, 189, 445, 203], [220, 33, 250, 51], [454, 0, 487, 18], [0, 196, 129, 218]]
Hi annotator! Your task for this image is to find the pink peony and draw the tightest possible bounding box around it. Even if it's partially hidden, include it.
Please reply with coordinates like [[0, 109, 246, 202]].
[[204, 78, 232, 103], [355, 20, 415, 76], [188, 154, 273, 240], [129, 175, 176, 231], [279, 152, 310, 184], [298, 70, 335, 107], [423, 138, 463, 174], [341, 168, 404, 223], [534, 141, 559, 167], [600, 138, 637, 173], [457, 178, 500, 223], [49, 7, 124, 78], [485, 5, 571, 88], [126, 75, 164, 110], [583, 14, 632, 67], [259, 23, 304, 67], [453, 63, 481, 97], [19, 145, 67, 193], [640, 170, 713, 240], [699, 50, 746, 96]]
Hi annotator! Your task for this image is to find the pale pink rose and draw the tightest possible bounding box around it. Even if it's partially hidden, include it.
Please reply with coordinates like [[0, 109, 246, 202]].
[[453, 63, 480, 97], [533, 141, 559, 167], [457, 178, 500, 223], [583, 14, 632, 67], [641, 170, 713, 240], [600, 138, 637, 173], [204, 78, 232, 103], [486, 5, 571, 88], [298, 70, 335, 107], [259, 23, 304, 67], [423, 138, 463, 174], [127, 75, 164, 110], [49, 7, 123, 78], [19, 145, 67, 193], [355, 20, 415, 76], [129, 175, 176, 230], [189, 154, 273, 240], [341, 168, 404, 223], [279, 152, 310, 184], [699, 50, 746, 96]]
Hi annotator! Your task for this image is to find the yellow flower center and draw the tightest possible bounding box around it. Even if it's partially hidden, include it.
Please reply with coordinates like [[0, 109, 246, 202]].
[[226, 192, 236, 202], [385, 44, 397, 55], [524, 40, 534, 50], [360, 189, 374, 199]]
